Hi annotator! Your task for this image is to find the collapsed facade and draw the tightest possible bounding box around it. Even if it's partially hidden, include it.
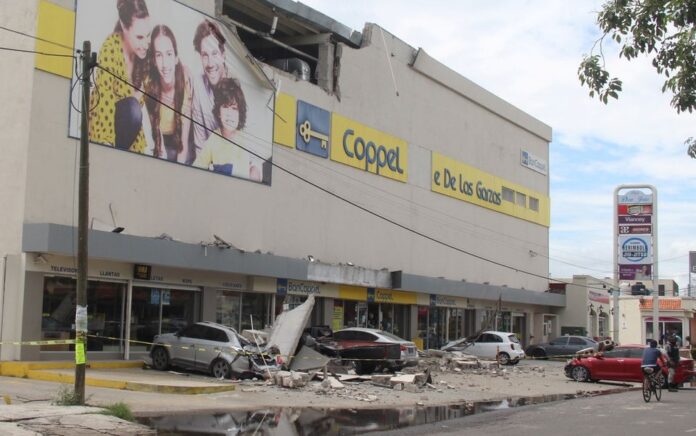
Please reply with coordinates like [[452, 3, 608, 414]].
[[0, 0, 562, 362]]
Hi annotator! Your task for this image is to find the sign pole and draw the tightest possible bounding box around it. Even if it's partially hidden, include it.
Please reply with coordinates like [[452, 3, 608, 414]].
[[614, 185, 658, 344]]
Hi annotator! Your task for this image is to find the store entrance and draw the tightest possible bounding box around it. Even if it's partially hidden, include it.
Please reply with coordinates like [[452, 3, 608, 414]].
[[130, 286, 201, 352]]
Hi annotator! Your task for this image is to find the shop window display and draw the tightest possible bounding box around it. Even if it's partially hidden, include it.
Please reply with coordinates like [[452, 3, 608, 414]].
[[130, 287, 199, 352], [41, 277, 125, 352]]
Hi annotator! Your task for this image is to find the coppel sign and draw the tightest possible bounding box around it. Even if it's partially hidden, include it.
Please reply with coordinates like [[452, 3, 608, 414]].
[[618, 235, 653, 264], [330, 113, 408, 182]]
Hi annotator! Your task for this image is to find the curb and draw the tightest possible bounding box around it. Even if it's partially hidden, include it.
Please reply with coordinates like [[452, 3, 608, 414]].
[[0, 361, 236, 395]]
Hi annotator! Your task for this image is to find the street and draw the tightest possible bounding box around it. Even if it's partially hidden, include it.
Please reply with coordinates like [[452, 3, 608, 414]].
[[375, 387, 696, 436]]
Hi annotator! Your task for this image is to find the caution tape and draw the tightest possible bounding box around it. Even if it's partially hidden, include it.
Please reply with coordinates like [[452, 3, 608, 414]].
[[0, 335, 592, 363], [0, 339, 76, 346]]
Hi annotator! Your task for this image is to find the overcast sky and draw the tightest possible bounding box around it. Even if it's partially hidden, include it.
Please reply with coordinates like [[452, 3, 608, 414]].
[[300, 0, 696, 292]]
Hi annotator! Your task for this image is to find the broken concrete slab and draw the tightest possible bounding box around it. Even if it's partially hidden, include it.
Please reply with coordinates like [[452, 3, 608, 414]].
[[320, 377, 345, 390], [289, 345, 332, 372], [370, 374, 393, 387], [267, 295, 315, 367], [274, 371, 310, 389]]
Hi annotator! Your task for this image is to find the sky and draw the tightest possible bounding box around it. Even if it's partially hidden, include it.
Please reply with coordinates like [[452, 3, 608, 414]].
[[299, 0, 696, 292]]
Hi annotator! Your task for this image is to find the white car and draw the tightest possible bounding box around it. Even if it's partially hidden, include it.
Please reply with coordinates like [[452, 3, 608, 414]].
[[441, 331, 525, 365]]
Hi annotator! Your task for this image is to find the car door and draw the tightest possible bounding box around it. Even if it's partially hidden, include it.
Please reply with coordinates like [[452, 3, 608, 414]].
[[473, 333, 501, 358], [545, 337, 568, 356], [195, 325, 230, 371], [568, 337, 590, 354], [592, 348, 627, 380], [173, 324, 205, 369]]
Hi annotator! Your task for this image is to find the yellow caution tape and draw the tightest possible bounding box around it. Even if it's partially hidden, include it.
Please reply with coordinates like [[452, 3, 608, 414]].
[[1, 334, 586, 362], [0, 339, 76, 346]]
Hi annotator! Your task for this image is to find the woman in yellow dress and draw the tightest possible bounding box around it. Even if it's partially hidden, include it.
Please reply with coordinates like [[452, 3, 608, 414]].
[[89, 0, 151, 152]]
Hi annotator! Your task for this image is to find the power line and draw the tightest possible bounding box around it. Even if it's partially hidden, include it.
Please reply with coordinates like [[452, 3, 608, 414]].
[[0, 25, 643, 292], [96, 64, 602, 288], [0, 45, 75, 58], [0, 24, 75, 51]]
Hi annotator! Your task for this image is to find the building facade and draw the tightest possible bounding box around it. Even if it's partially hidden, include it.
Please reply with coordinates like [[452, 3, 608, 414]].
[[0, 0, 562, 362]]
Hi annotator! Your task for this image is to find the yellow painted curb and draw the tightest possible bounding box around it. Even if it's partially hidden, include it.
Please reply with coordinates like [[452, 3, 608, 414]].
[[0, 360, 143, 377], [1, 360, 235, 394]]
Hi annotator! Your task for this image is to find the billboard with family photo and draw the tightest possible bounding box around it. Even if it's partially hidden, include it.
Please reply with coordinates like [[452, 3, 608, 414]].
[[69, 0, 274, 184]]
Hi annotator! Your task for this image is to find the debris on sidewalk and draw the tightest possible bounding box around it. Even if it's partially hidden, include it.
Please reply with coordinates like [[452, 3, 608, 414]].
[[274, 371, 310, 388]]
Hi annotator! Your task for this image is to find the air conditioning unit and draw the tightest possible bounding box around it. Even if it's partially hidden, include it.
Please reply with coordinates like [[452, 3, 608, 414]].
[[269, 58, 311, 81]]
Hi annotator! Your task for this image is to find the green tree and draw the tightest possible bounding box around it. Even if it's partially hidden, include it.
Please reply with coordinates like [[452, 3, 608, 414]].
[[578, 0, 696, 157]]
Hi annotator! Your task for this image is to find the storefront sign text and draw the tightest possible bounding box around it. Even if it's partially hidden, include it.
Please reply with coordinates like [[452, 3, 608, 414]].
[[331, 113, 408, 182]]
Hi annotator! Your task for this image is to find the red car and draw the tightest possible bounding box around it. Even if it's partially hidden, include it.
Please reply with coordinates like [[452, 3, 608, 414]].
[[564, 344, 695, 386]]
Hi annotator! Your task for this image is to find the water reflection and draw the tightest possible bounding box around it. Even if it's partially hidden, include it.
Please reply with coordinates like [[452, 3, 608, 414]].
[[139, 393, 581, 435]]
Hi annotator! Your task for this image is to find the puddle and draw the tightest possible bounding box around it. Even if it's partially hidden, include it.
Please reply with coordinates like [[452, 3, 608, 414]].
[[138, 391, 612, 435]]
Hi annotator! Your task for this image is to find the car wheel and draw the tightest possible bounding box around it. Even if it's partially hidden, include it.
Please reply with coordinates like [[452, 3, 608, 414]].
[[211, 359, 231, 379], [498, 352, 511, 365], [532, 349, 547, 359], [151, 347, 170, 371], [571, 365, 590, 382], [509, 359, 520, 366]]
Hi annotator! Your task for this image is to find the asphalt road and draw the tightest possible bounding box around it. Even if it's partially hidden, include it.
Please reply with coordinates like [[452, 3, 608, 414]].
[[374, 387, 696, 436]]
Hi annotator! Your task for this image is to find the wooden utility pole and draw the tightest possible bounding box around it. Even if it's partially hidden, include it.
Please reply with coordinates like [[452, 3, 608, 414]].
[[75, 40, 93, 405]]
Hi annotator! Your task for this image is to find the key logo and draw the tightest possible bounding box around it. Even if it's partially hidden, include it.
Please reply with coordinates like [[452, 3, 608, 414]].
[[296, 100, 330, 158]]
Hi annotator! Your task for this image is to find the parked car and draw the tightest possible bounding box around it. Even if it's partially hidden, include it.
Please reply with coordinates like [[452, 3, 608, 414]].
[[311, 327, 419, 374], [564, 344, 696, 385], [150, 321, 278, 379], [441, 331, 525, 365], [525, 335, 598, 358]]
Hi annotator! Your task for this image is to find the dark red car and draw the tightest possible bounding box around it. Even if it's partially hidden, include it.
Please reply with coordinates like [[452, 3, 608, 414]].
[[564, 344, 695, 386]]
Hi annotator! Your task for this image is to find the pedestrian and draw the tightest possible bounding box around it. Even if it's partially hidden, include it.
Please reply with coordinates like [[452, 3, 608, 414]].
[[666, 336, 680, 391]]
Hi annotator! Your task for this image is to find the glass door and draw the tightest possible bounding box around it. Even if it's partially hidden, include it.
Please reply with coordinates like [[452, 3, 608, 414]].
[[130, 286, 200, 352]]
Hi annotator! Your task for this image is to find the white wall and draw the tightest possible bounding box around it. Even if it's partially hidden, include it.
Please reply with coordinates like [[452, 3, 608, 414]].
[[0, 1, 37, 256], [20, 3, 550, 292]]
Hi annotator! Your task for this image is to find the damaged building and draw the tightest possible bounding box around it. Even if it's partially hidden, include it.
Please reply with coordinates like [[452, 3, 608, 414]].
[[0, 0, 563, 362]]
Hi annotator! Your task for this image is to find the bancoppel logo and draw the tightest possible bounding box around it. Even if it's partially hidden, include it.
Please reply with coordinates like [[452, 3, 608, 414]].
[[520, 149, 547, 175]]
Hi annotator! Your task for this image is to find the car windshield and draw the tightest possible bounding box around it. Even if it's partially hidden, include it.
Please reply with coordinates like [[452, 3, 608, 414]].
[[378, 331, 406, 342], [507, 334, 520, 344]]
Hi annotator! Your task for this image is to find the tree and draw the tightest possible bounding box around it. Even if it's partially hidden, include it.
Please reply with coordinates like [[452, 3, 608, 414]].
[[578, 0, 696, 158]]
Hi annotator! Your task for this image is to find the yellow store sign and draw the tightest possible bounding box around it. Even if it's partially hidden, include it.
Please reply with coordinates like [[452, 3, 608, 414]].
[[330, 113, 408, 182], [432, 152, 549, 226]]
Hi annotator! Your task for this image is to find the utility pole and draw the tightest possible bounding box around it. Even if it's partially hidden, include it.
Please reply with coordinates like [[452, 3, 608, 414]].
[[75, 40, 94, 405]]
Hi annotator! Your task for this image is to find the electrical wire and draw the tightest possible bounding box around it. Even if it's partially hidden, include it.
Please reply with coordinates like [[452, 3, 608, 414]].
[[96, 63, 619, 290], [0, 45, 75, 58], [0, 25, 74, 51], [0, 25, 650, 286], [0, 27, 680, 290]]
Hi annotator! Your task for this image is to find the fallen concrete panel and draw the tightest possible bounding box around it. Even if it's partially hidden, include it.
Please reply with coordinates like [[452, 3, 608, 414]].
[[289, 346, 331, 372], [267, 295, 315, 367]]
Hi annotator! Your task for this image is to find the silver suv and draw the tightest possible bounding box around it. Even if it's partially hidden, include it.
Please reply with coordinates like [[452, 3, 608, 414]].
[[150, 321, 277, 379]]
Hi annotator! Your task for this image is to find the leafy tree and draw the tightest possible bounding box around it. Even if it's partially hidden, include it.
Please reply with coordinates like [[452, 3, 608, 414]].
[[578, 0, 696, 157]]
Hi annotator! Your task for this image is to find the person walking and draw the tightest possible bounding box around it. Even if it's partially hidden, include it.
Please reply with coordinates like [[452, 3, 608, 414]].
[[666, 336, 680, 392]]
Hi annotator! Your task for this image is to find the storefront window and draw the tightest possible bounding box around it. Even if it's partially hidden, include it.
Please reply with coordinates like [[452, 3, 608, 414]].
[[417, 306, 428, 346], [41, 277, 125, 352], [131, 286, 200, 352], [216, 290, 241, 329], [499, 311, 512, 332], [332, 300, 345, 331], [241, 293, 272, 331], [393, 304, 409, 339], [428, 307, 447, 349]]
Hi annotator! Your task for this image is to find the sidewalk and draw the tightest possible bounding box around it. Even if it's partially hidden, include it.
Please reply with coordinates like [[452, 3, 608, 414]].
[[0, 404, 153, 435], [0, 360, 236, 394]]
